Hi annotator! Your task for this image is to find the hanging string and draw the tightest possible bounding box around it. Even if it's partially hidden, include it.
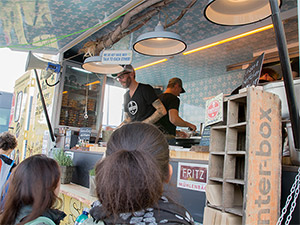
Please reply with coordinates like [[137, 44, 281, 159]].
[[129, 33, 133, 50]]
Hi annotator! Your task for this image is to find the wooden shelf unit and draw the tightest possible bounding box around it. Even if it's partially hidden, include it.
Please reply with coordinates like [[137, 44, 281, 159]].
[[205, 87, 282, 225]]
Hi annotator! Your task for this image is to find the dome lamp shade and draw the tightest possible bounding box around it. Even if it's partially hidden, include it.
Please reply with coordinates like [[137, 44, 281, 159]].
[[204, 0, 282, 26], [133, 22, 187, 56], [82, 56, 124, 74]]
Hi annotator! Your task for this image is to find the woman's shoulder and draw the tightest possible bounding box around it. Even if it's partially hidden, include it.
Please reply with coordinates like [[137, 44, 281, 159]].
[[24, 216, 56, 225], [154, 196, 194, 224], [14, 206, 66, 225], [42, 208, 66, 224], [14, 205, 33, 224], [82, 218, 105, 225], [88, 197, 194, 225]]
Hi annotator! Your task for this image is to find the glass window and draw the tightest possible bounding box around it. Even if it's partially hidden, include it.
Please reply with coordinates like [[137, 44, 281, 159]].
[[14, 91, 22, 122], [102, 84, 126, 127], [0, 108, 11, 133], [59, 65, 104, 130]]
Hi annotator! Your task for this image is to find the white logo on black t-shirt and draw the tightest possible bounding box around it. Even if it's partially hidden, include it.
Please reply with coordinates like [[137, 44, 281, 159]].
[[128, 101, 138, 115]]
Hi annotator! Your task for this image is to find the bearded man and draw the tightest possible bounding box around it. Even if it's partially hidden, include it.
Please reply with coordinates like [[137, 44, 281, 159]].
[[113, 65, 166, 126]]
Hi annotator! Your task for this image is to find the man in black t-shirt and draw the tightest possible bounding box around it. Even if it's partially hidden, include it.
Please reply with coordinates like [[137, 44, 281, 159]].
[[113, 65, 166, 126], [156, 78, 196, 139]]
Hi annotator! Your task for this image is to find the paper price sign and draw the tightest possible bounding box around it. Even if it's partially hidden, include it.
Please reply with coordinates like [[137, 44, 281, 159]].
[[101, 50, 132, 65]]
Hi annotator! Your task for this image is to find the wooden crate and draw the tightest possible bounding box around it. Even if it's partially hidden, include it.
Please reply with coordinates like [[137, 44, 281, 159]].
[[205, 87, 282, 225], [169, 150, 209, 160]]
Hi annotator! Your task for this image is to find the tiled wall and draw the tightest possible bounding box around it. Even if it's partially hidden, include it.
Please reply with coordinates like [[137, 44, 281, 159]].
[[137, 65, 243, 129], [134, 14, 297, 130]]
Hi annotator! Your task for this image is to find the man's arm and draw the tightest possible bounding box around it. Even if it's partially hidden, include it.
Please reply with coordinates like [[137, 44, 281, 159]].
[[118, 112, 132, 128], [143, 99, 167, 124], [168, 109, 196, 131]]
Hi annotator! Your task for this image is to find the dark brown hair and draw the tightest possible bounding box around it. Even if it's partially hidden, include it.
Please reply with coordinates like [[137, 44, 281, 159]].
[[0, 154, 60, 225], [95, 122, 169, 217], [0, 132, 17, 151]]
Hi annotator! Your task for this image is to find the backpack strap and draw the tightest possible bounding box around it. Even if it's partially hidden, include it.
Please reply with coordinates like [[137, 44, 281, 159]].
[[0, 158, 15, 209], [0, 157, 14, 195], [25, 216, 56, 225]]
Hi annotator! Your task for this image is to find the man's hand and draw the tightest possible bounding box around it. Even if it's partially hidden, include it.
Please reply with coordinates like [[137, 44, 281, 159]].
[[169, 109, 197, 132], [188, 124, 197, 132], [176, 130, 189, 138], [118, 112, 131, 128]]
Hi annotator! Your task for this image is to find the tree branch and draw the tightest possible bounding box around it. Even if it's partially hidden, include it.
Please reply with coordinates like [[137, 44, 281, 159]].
[[80, 0, 197, 56], [165, 0, 198, 28]]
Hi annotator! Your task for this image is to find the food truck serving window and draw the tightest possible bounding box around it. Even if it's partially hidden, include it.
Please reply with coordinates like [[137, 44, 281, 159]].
[[59, 65, 104, 130]]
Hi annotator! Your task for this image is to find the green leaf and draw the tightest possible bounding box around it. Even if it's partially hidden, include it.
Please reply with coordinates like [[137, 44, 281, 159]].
[[89, 168, 96, 176], [54, 149, 73, 167]]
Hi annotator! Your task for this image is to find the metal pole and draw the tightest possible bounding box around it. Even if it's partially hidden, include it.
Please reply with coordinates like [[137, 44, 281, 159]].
[[34, 69, 56, 142], [95, 75, 107, 144], [269, 0, 300, 149]]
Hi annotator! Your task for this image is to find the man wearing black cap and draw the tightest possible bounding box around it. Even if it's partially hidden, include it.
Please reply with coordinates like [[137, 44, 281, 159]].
[[113, 65, 166, 126], [156, 77, 196, 140]]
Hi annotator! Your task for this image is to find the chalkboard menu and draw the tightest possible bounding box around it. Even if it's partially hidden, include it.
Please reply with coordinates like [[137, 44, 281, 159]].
[[199, 126, 211, 146], [79, 127, 92, 141], [241, 53, 265, 88]]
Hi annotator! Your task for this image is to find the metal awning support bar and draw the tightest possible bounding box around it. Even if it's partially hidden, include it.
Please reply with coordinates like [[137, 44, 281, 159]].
[[34, 69, 56, 142], [269, 0, 299, 149]]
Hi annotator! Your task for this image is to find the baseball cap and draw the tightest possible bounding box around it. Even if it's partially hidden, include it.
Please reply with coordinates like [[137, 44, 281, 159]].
[[168, 77, 186, 93], [111, 65, 135, 78]]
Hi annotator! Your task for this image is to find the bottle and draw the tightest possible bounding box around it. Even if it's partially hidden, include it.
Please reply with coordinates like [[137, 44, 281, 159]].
[[74, 208, 89, 225]]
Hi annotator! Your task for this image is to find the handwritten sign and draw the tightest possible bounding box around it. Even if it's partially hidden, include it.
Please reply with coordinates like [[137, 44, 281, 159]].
[[241, 53, 265, 88], [79, 127, 92, 141], [102, 50, 132, 65], [199, 126, 211, 146], [177, 162, 208, 192]]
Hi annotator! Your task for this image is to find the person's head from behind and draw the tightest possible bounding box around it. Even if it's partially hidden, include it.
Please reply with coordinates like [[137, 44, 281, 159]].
[[259, 68, 279, 83], [0, 131, 17, 155], [95, 122, 170, 217], [113, 65, 136, 88], [0, 154, 61, 225]]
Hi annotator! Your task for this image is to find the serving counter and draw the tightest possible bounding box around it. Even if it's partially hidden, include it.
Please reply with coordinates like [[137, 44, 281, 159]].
[[59, 184, 97, 225], [59, 147, 209, 224]]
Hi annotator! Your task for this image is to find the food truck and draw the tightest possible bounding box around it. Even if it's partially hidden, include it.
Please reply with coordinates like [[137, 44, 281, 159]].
[[2, 0, 300, 224]]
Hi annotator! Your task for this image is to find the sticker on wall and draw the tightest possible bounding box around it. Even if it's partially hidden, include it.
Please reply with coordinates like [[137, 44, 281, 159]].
[[177, 162, 208, 192], [204, 93, 223, 127]]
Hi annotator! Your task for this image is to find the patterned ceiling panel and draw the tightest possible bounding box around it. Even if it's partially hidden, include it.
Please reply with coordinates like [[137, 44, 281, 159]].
[[0, 0, 131, 53], [0, 0, 298, 128], [0, 0, 296, 55]]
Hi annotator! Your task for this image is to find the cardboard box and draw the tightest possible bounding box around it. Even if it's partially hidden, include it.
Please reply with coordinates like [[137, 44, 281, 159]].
[[203, 207, 217, 225], [221, 212, 242, 225], [203, 206, 242, 225], [205, 184, 222, 206]]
